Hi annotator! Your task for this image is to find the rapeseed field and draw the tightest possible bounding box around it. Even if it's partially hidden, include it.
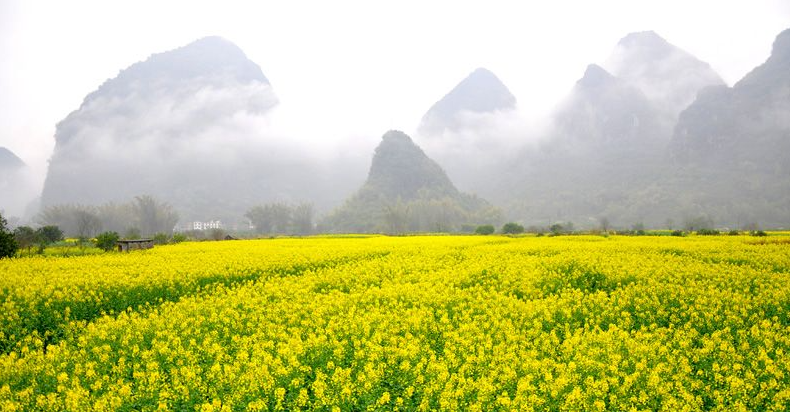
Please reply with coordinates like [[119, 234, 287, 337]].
[[1, 235, 789, 411]]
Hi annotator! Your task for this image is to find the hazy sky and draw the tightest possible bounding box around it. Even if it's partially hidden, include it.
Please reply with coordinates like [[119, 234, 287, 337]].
[[1, 0, 789, 179]]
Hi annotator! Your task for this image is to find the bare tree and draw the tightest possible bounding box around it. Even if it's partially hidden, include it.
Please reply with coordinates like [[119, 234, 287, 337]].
[[132, 195, 179, 236], [75, 209, 102, 239]]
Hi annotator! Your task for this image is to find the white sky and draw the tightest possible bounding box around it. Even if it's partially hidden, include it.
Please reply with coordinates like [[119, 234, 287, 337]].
[[1, 0, 789, 180]]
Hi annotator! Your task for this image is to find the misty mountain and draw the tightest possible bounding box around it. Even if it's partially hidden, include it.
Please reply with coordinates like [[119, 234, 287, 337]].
[[39, 36, 358, 224], [498, 32, 729, 228], [419, 68, 516, 134], [665, 28, 790, 227], [0, 147, 35, 218], [672, 28, 790, 166], [552, 64, 667, 150], [0, 147, 24, 172], [605, 31, 725, 118], [322, 130, 500, 233], [498, 64, 668, 226]]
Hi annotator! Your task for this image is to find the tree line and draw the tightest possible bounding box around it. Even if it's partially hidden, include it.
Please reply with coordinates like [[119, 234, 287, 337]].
[[245, 203, 314, 235], [36, 195, 179, 239]]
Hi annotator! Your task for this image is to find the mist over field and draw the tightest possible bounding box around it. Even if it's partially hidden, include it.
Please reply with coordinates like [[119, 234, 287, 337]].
[[1, 1, 789, 235]]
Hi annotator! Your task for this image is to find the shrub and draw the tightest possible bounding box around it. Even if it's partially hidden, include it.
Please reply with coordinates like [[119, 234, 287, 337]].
[[171, 233, 188, 243], [95, 231, 120, 252], [697, 228, 720, 236], [670, 230, 685, 237], [751, 230, 768, 237], [549, 222, 574, 235], [0, 213, 18, 259], [152, 232, 169, 245], [475, 225, 495, 235], [501, 222, 525, 235], [728, 230, 740, 236]]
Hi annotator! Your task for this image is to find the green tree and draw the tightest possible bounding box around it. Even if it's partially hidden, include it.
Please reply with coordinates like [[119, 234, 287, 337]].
[[245, 205, 272, 234], [37, 225, 63, 244], [13, 226, 38, 254], [475, 225, 495, 235], [501, 222, 525, 235], [245, 203, 293, 235], [550, 222, 574, 235], [94, 231, 120, 252], [0, 212, 19, 259], [291, 203, 314, 235], [269, 203, 292, 234]]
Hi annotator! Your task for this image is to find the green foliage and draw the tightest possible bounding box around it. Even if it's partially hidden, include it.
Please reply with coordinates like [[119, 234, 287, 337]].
[[751, 230, 768, 237], [152, 233, 170, 245], [321, 131, 501, 234], [171, 233, 188, 243], [0, 212, 18, 259], [549, 222, 574, 235], [37, 225, 63, 244], [501, 222, 525, 235], [245, 202, 315, 235], [13, 226, 38, 253], [475, 225, 495, 235], [728, 230, 740, 236], [671, 230, 685, 237], [245, 203, 294, 235], [697, 228, 720, 236], [95, 231, 120, 252], [291, 203, 314, 235]]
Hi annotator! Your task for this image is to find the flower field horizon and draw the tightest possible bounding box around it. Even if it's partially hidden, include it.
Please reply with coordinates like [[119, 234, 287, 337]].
[[1, 234, 789, 411]]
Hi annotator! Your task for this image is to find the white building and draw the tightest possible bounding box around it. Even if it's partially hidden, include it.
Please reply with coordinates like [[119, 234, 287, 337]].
[[188, 220, 223, 231]]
